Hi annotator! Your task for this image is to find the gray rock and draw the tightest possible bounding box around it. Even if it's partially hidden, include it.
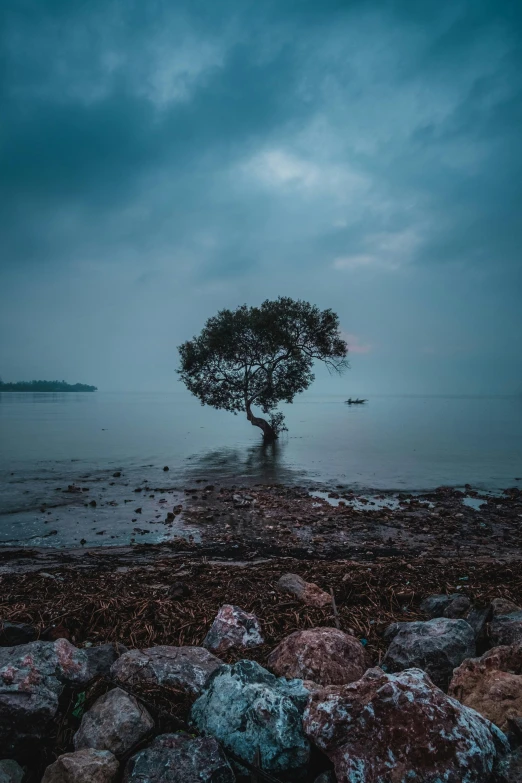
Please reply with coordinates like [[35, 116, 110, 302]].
[[420, 594, 460, 618], [443, 595, 471, 619], [273, 675, 316, 712], [492, 598, 521, 617], [190, 659, 310, 774], [42, 749, 119, 783], [0, 639, 90, 755], [0, 621, 37, 647], [496, 747, 522, 782], [382, 617, 475, 689], [507, 715, 522, 738], [313, 773, 335, 783], [85, 644, 126, 681], [490, 611, 522, 647], [74, 687, 154, 757], [111, 646, 222, 696], [123, 733, 235, 782], [203, 605, 264, 654], [0, 760, 24, 783], [466, 604, 492, 642]]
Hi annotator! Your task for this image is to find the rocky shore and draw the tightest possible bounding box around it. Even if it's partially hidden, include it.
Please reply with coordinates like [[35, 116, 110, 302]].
[[177, 482, 522, 561], [1, 481, 521, 780], [1, 549, 522, 781], [3, 474, 521, 558]]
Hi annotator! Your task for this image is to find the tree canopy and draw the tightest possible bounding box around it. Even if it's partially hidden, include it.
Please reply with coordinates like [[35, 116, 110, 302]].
[[178, 297, 348, 440]]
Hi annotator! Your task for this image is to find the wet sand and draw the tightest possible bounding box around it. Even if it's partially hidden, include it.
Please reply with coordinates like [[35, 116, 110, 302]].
[[0, 480, 521, 570]]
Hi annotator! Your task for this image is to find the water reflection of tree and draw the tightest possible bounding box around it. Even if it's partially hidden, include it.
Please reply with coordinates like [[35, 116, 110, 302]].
[[185, 439, 301, 484]]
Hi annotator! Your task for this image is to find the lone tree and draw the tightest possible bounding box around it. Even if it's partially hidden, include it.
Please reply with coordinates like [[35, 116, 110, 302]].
[[178, 297, 348, 441]]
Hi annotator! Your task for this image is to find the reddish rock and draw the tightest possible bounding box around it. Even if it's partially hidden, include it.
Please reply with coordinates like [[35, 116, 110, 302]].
[[304, 667, 509, 783], [203, 604, 264, 654], [448, 644, 522, 731], [111, 646, 222, 696], [276, 573, 331, 609], [0, 639, 90, 754], [41, 624, 71, 642], [268, 627, 366, 686], [74, 687, 154, 757], [42, 749, 119, 783]]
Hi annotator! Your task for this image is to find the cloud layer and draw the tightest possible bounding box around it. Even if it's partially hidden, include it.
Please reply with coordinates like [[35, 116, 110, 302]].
[[0, 0, 521, 393]]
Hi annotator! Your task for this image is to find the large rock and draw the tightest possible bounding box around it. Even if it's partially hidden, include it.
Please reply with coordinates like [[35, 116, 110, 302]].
[[490, 607, 522, 647], [0, 760, 24, 783], [203, 605, 264, 654], [123, 733, 235, 782], [420, 594, 460, 618], [304, 667, 509, 783], [492, 598, 521, 617], [41, 749, 119, 783], [382, 617, 475, 689], [111, 646, 222, 696], [497, 747, 522, 783], [0, 639, 91, 754], [268, 627, 366, 686], [443, 595, 471, 619], [466, 604, 492, 643], [191, 659, 310, 774], [74, 687, 154, 757], [276, 573, 331, 609], [85, 644, 126, 681], [0, 621, 37, 647], [448, 644, 522, 731]]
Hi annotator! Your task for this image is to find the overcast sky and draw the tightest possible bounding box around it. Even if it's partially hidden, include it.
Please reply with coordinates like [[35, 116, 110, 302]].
[[1, 0, 521, 395]]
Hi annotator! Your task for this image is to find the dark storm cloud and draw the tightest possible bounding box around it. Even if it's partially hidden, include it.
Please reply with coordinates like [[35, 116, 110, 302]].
[[0, 34, 304, 265], [1, 0, 521, 269], [0, 0, 521, 392]]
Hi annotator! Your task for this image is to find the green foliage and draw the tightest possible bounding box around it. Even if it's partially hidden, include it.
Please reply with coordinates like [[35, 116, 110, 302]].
[[0, 380, 97, 392], [72, 692, 86, 719], [178, 297, 348, 436]]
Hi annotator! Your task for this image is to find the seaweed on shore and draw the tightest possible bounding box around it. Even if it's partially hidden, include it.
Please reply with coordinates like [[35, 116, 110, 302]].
[[2, 556, 521, 664]]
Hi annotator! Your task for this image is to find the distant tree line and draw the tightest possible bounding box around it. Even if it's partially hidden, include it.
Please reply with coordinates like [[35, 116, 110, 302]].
[[0, 379, 97, 392]]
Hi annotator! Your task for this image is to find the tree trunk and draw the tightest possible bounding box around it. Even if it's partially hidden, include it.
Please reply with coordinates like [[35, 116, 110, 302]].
[[246, 403, 277, 441]]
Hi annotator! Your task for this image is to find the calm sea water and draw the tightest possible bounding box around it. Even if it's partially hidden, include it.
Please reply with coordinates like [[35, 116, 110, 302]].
[[1, 391, 520, 547], [1, 391, 521, 498]]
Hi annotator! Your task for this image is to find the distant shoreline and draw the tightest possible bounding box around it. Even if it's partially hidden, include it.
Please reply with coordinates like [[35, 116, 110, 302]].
[[0, 381, 97, 392]]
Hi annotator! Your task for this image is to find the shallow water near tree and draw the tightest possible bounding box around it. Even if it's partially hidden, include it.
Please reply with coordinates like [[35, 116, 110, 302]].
[[0, 391, 521, 546]]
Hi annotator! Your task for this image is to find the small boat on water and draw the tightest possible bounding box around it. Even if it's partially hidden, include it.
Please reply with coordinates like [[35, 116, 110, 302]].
[[345, 398, 367, 404]]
